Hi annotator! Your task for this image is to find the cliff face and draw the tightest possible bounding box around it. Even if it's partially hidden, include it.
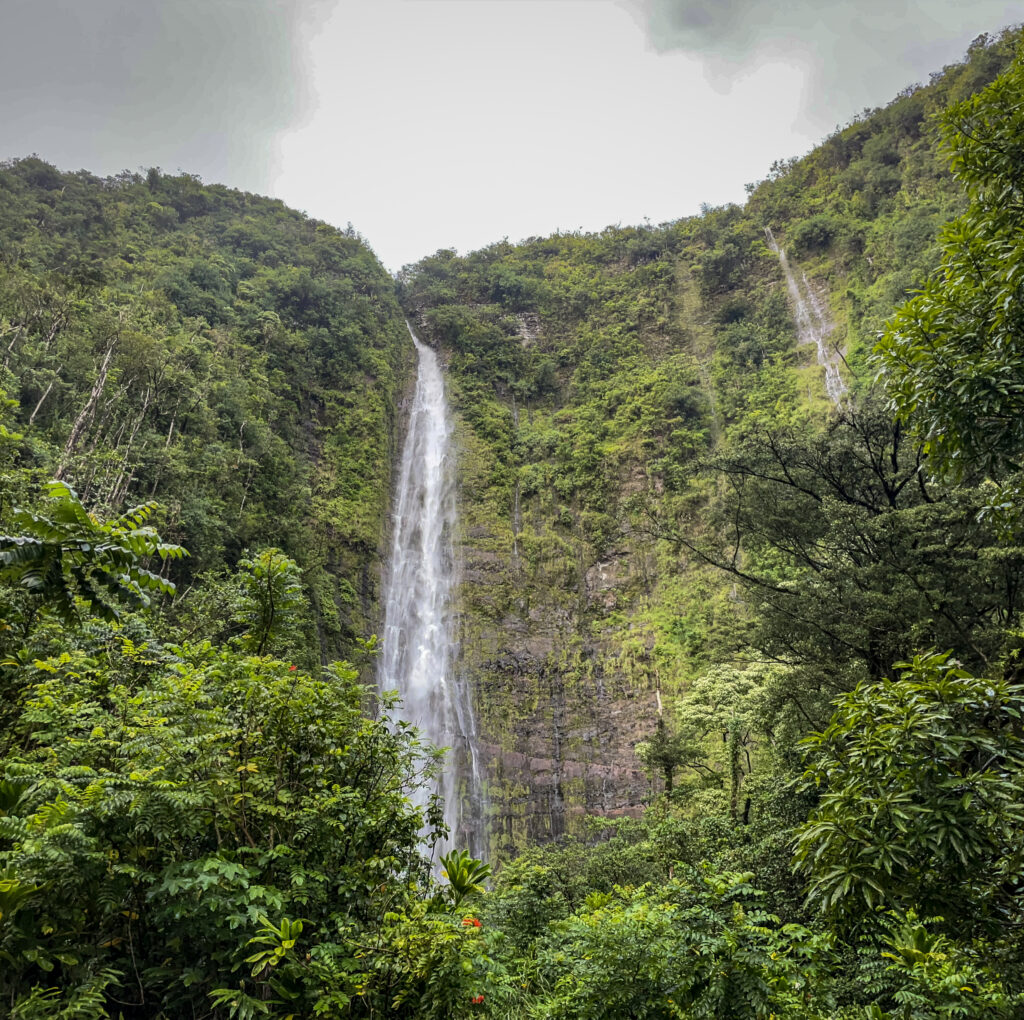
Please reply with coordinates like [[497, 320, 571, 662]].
[[453, 464, 662, 852], [405, 243, 741, 858], [400, 29, 1021, 857]]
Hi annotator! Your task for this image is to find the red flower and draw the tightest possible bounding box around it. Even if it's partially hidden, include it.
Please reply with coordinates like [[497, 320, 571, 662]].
[[471, 994, 485, 1004], [289, 665, 297, 671], [462, 917, 481, 927]]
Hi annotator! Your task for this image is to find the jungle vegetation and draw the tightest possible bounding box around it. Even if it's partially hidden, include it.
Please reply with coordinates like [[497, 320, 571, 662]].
[[1, 25, 1024, 1020]]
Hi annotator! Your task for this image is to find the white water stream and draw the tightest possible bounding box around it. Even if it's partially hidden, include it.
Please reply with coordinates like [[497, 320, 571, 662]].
[[379, 326, 486, 858], [764, 227, 847, 405]]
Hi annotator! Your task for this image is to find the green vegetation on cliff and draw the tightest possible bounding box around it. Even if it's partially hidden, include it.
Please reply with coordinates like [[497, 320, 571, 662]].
[[0, 159, 411, 659], [399, 26, 1024, 857]]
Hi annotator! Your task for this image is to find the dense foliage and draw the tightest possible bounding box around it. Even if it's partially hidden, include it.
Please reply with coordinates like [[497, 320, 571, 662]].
[[876, 51, 1024, 479], [0, 160, 411, 660], [794, 652, 1024, 926], [2, 24, 1024, 1020]]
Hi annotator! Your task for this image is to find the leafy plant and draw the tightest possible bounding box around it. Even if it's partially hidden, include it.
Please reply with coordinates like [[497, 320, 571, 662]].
[[864, 912, 1023, 1018], [233, 548, 305, 656], [531, 865, 834, 1019], [876, 51, 1024, 480], [794, 651, 1024, 927], [0, 481, 186, 624], [440, 849, 492, 908]]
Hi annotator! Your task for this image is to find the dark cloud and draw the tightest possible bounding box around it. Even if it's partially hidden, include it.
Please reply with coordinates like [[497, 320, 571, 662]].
[[620, 0, 1022, 128], [0, 0, 332, 188]]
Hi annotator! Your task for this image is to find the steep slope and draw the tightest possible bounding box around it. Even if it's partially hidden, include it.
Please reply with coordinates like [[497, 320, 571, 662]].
[[0, 160, 412, 661], [398, 27, 1023, 858]]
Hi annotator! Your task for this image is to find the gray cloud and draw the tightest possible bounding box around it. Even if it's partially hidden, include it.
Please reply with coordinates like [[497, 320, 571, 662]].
[[620, 0, 1023, 128], [0, 0, 331, 189]]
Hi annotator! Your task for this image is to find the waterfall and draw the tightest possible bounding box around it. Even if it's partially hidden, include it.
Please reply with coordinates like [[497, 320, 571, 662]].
[[379, 325, 486, 859], [764, 227, 847, 405]]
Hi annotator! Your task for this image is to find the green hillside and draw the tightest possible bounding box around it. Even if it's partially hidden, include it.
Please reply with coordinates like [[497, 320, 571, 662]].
[[0, 160, 411, 661], [1, 25, 1024, 1020]]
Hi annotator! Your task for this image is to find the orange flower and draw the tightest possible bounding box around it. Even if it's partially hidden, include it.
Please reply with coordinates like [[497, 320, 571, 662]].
[[471, 994, 485, 1004], [461, 917, 482, 927]]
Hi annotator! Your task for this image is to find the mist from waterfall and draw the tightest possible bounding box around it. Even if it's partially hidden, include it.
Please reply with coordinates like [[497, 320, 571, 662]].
[[765, 227, 847, 405], [379, 325, 486, 860]]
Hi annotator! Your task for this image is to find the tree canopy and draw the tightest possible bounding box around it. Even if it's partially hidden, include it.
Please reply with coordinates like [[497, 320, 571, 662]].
[[875, 51, 1024, 479]]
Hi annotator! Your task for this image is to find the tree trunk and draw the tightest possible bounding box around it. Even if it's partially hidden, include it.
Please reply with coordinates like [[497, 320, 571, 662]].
[[27, 377, 55, 425], [57, 333, 118, 479]]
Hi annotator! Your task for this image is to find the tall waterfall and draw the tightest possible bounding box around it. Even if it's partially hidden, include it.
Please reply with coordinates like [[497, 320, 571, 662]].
[[379, 325, 486, 859], [765, 227, 847, 405]]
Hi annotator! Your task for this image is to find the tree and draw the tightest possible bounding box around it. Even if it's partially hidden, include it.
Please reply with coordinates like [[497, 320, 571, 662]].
[[875, 53, 1024, 479], [654, 398, 1024, 705], [635, 718, 696, 794], [793, 651, 1024, 930], [233, 547, 305, 656], [0, 642, 448, 1018]]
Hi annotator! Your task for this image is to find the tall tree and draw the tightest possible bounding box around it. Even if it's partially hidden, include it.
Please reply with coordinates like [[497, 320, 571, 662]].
[[875, 52, 1024, 479], [657, 397, 1024, 704]]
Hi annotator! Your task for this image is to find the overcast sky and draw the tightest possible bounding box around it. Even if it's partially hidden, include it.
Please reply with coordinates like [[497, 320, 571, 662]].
[[2, 0, 1021, 270]]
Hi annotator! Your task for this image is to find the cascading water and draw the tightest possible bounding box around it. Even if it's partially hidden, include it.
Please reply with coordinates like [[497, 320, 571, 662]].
[[379, 325, 486, 859], [764, 227, 847, 405]]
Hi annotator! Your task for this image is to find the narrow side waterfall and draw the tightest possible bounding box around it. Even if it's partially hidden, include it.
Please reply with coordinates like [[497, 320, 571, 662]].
[[379, 326, 486, 858], [765, 227, 847, 405]]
